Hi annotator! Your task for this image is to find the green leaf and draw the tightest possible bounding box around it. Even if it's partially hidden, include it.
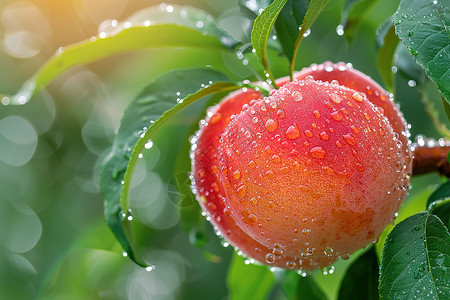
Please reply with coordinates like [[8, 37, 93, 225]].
[[0, 5, 236, 106], [379, 211, 450, 299], [278, 271, 328, 300], [227, 253, 275, 300], [251, 0, 288, 87], [340, 0, 379, 44], [376, 19, 399, 92], [287, 0, 330, 79], [393, 0, 450, 103], [427, 182, 450, 230], [421, 81, 450, 137], [338, 247, 379, 300], [100, 68, 240, 267], [274, 0, 310, 65]]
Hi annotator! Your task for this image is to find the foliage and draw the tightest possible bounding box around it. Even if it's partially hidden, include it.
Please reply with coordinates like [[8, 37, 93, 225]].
[[0, 0, 449, 299]]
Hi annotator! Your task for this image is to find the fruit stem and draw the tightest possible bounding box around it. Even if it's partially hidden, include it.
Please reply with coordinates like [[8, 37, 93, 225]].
[[412, 137, 450, 177]]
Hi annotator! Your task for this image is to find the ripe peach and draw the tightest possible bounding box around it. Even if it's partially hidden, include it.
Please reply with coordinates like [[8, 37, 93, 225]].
[[192, 62, 411, 270]]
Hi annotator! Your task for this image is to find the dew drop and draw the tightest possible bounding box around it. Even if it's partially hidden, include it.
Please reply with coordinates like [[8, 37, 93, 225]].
[[336, 24, 344, 36], [265, 118, 278, 132], [233, 170, 241, 179], [277, 109, 286, 119], [286, 125, 300, 139], [310, 147, 326, 159], [265, 253, 275, 263], [343, 134, 356, 145], [352, 92, 364, 102], [319, 131, 329, 141], [313, 110, 321, 118], [302, 228, 311, 235], [329, 93, 342, 104], [304, 130, 313, 137], [292, 91, 303, 101], [330, 111, 343, 121]]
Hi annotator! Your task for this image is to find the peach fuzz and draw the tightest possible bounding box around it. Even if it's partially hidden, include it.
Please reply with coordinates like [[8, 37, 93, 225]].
[[192, 62, 411, 270]]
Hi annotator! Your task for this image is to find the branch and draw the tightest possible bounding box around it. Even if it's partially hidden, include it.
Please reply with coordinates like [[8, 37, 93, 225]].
[[412, 136, 450, 177]]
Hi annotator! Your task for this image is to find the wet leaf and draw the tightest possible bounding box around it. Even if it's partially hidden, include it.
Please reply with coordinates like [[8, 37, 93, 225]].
[[427, 182, 450, 230], [227, 253, 275, 300], [100, 68, 240, 267], [338, 247, 379, 300], [0, 5, 235, 105], [274, 0, 309, 65], [376, 19, 399, 92], [393, 0, 450, 103], [379, 211, 450, 299], [278, 270, 328, 300], [251, 0, 288, 87], [285, 0, 329, 78]]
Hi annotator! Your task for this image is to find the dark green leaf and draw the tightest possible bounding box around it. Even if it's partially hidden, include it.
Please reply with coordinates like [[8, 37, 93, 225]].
[[427, 182, 450, 230], [0, 5, 235, 105], [395, 43, 427, 84], [227, 253, 275, 300], [278, 270, 328, 300], [340, 0, 379, 44], [376, 19, 399, 92], [443, 96, 450, 122], [393, 0, 450, 103], [251, 0, 288, 87], [287, 0, 330, 78], [338, 247, 379, 300], [274, 0, 310, 63], [100, 68, 240, 267], [379, 211, 450, 299]]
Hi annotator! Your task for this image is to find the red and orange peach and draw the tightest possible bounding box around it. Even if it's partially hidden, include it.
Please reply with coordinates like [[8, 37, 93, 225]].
[[192, 62, 411, 270]]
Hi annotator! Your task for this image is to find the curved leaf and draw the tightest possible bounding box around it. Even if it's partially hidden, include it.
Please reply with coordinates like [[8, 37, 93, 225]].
[[251, 0, 288, 87], [274, 0, 310, 64], [100, 68, 240, 267], [340, 0, 380, 44], [393, 0, 450, 103], [379, 211, 450, 299], [0, 5, 236, 106], [338, 247, 379, 300], [376, 19, 399, 92], [227, 253, 275, 300], [288, 0, 330, 78], [427, 182, 450, 230], [278, 270, 328, 300], [421, 81, 450, 137]]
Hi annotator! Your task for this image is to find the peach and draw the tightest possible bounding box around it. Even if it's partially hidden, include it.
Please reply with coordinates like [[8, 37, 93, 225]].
[[192, 62, 411, 270]]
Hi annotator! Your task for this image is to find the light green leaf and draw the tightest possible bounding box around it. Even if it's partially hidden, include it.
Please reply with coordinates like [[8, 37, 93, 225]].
[[251, 0, 288, 87], [227, 253, 275, 300], [100, 68, 240, 267], [393, 0, 450, 103], [0, 5, 236, 106]]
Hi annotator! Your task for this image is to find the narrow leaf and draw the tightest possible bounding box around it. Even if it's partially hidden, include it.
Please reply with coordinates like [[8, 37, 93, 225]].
[[338, 247, 379, 300], [376, 19, 399, 92], [251, 0, 288, 87], [421, 81, 450, 137], [227, 253, 275, 300], [288, 0, 330, 78], [340, 0, 379, 44], [100, 69, 240, 267], [0, 5, 236, 105], [278, 271, 328, 300], [393, 0, 450, 103], [274, 0, 310, 63], [379, 211, 450, 299]]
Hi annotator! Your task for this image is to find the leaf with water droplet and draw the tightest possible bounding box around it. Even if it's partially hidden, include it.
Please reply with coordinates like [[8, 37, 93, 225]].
[[100, 68, 240, 268], [251, 0, 288, 88], [393, 0, 450, 104], [426, 181, 450, 230], [0, 5, 237, 105], [376, 18, 399, 92], [340, 0, 378, 45], [227, 252, 275, 300], [379, 210, 450, 299], [338, 247, 379, 300], [273, 0, 309, 68]]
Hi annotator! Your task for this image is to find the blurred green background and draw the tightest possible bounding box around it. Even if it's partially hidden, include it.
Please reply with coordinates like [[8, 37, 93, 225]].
[[0, 0, 443, 299]]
